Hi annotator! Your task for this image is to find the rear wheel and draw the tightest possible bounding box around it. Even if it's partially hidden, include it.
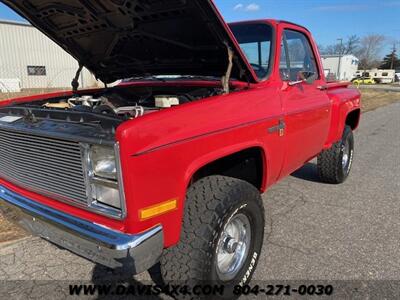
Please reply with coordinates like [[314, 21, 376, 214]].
[[159, 176, 265, 299], [317, 125, 354, 184]]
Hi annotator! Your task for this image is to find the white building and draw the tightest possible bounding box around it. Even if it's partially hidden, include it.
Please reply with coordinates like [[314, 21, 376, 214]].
[[321, 54, 359, 81], [0, 19, 99, 91]]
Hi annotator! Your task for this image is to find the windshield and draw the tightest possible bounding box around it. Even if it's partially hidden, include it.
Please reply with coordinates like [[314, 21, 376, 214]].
[[229, 23, 273, 80]]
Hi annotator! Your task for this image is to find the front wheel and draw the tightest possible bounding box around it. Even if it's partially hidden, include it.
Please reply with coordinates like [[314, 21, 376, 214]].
[[159, 176, 265, 299], [317, 125, 354, 184]]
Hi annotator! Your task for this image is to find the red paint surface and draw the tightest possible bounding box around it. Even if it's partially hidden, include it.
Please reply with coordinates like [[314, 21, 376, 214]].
[[0, 20, 361, 247]]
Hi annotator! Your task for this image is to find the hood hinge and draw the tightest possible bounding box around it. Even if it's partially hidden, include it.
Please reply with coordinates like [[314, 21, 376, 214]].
[[222, 43, 234, 94], [71, 64, 83, 93]]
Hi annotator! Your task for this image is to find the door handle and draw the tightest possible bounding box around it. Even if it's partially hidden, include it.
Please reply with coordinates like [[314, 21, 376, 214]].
[[268, 119, 286, 136]]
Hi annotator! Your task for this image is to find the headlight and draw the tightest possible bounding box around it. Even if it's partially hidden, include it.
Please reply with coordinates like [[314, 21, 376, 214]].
[[91, 145, 117, 180], [81, 143, 125, 217]]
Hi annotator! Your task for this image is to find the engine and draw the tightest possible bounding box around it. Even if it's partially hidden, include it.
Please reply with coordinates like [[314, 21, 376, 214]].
[[43, 95, 157, 119], [39, 86, 223, 120]]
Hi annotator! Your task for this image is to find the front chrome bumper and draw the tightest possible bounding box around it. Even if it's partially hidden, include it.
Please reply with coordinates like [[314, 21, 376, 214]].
[[0, 185, 163, 274]]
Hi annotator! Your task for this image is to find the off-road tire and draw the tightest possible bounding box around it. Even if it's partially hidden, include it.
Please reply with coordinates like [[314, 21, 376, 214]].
[[159, 176, 265, 299], [317, 125, 354, 184]]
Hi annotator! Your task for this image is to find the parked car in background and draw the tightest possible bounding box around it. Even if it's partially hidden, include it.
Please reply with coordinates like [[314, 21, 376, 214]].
[[0, 0, 361, 296], [352, 77, 376, 85]]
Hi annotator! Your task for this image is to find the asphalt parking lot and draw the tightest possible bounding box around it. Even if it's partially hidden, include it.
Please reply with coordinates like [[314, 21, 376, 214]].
[[0, 101, 399, 299]]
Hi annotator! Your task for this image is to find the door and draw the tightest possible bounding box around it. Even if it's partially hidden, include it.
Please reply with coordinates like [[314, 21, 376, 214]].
[[279, 28, 331, 177], [231, 21, 286, 187]]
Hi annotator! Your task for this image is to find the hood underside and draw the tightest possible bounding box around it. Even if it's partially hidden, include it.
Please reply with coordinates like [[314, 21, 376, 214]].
[[2, 0, 257, 83]]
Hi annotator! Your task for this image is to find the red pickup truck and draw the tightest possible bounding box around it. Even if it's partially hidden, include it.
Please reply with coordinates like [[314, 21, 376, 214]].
[[0, 0, 360, 295]]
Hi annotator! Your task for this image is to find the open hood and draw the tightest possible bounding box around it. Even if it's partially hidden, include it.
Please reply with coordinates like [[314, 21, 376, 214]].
[[2, 0, 258, 84]]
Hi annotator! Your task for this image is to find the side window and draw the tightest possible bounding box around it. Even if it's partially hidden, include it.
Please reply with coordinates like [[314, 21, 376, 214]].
[[280, 41, 290, 80], [280, 30, 319, 82]]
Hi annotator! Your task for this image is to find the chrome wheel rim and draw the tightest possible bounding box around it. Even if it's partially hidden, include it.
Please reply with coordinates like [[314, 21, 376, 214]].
[[216, 213, 251, 281], [342, 138, 351, 171]]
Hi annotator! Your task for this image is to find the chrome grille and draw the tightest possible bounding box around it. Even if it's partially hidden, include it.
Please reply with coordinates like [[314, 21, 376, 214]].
[[0, 129, 88, 204]]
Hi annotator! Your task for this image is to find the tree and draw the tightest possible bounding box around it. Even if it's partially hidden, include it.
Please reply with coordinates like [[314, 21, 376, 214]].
[[343, 35, 361, 55], [321, 44, 341, 55], [320, 35, 360, 55], [356, 34, 386, 70], [380, 48, 400, 69]]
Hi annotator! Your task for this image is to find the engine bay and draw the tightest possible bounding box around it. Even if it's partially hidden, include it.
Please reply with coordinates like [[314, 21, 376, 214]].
[[0, 85, 226, 132], [41, 85, 224, 119]]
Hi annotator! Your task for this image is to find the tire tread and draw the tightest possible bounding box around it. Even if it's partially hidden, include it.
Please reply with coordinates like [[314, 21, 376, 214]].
[[160, 176, 263, 283], [317, 126, 353, 184]]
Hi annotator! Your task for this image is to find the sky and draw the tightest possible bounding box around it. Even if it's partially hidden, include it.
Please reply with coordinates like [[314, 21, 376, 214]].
[[0, 0, 399, 57], [214, 0, 400, 56]]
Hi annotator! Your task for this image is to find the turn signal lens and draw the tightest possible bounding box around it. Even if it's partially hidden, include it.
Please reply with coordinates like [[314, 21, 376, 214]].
[[139, 199, 178, 220]]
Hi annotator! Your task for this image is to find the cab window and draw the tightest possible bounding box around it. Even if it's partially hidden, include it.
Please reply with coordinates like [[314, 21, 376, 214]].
[[280, 29, 319, 82]]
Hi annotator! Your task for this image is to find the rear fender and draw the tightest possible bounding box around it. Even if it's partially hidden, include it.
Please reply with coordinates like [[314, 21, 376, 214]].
[[324, 88, 361, 149]]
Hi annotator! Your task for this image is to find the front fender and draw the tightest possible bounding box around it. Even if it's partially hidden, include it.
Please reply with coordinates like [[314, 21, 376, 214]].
[[118, 126, 271, 247]]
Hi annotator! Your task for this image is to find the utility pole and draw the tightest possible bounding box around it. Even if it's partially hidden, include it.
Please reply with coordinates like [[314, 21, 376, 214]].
[[390, 43, 396, 70], [337, 38, 343, 80]]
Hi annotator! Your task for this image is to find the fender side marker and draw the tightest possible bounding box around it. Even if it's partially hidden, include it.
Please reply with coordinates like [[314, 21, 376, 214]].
[[139, 199, 178, 220]]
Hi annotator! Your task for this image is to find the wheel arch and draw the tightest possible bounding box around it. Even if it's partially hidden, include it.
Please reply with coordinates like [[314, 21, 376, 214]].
[[345, 108, 361, 130], [184, 144, 268, 193]]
